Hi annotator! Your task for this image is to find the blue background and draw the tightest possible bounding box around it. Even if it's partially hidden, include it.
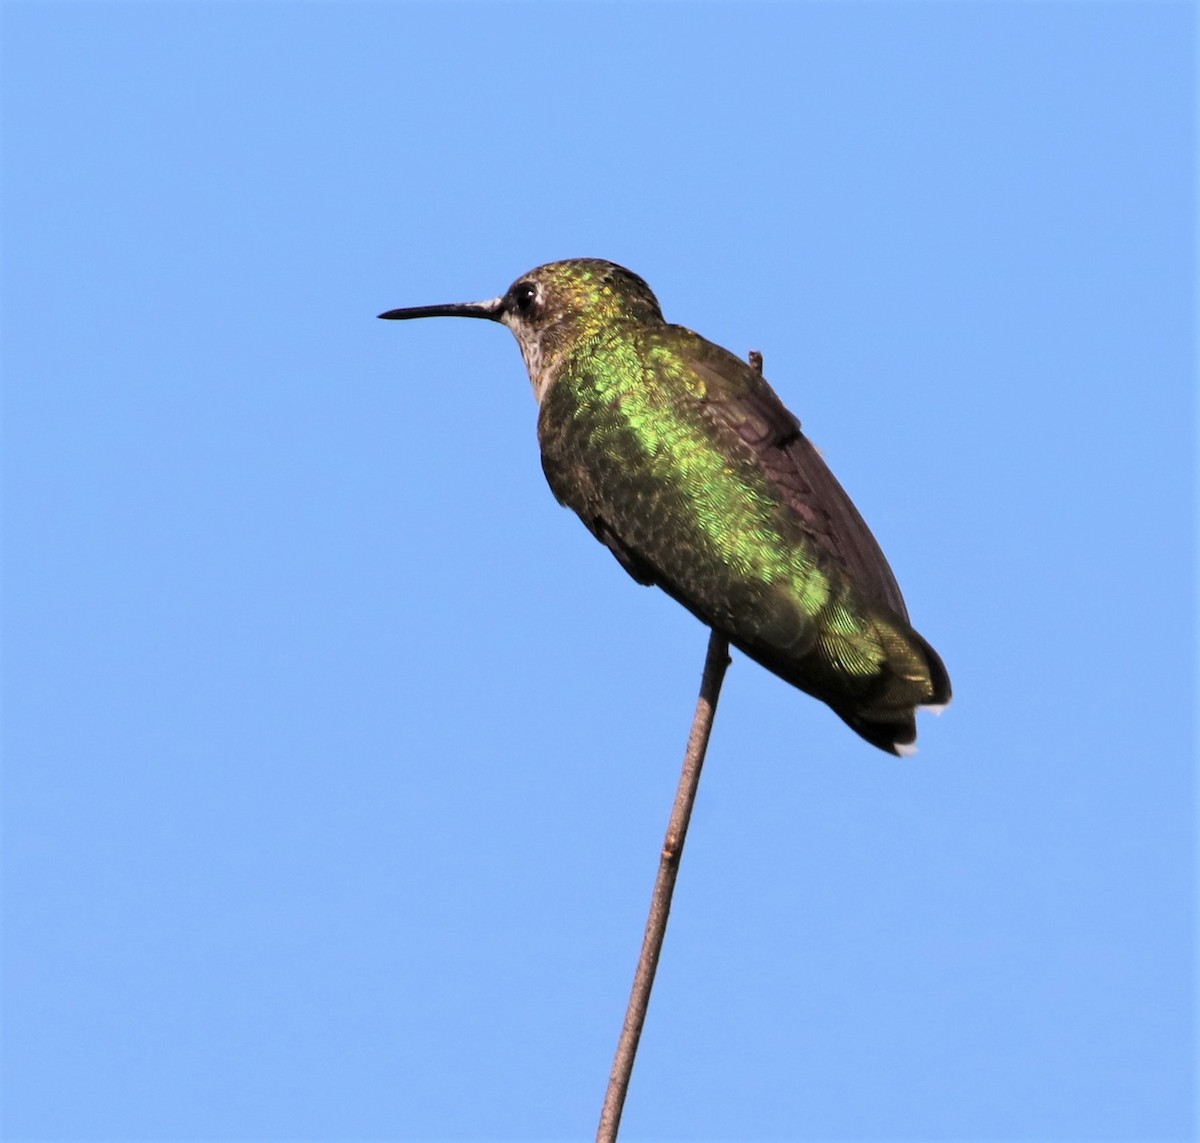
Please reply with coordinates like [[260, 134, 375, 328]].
[[2, 4, 1194, 1141]]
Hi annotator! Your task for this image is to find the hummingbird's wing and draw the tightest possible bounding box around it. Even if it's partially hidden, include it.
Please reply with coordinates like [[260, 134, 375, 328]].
[[585, 517, 659, 586], [661, 327, 911, 622]]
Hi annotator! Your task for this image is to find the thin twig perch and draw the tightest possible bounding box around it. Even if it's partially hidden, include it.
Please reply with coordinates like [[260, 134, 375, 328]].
[[595, 630, 729, 1142], [595, 350, 764, 1142]]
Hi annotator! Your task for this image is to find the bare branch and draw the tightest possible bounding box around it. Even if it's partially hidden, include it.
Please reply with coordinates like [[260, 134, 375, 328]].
[[595, 350, 765, 1141]]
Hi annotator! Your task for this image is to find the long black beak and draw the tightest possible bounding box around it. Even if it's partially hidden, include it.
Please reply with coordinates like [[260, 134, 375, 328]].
[[377, 297, 505, 322]]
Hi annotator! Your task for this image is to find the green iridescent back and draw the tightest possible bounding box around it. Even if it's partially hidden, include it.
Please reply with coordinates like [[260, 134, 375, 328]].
[[537, 316, 947, 750]]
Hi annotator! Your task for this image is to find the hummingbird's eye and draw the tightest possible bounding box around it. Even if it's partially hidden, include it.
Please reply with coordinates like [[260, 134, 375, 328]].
[[511, 282, 538, 315]]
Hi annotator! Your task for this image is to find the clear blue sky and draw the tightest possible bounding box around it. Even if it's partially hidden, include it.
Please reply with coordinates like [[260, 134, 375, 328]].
[[2, 4, 1194, 1141]]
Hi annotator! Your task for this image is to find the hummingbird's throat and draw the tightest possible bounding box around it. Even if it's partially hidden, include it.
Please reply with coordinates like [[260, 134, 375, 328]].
[[503, 319, 554, 403]]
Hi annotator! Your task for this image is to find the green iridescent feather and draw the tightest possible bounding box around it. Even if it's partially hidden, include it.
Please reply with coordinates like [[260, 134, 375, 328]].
[[537, 311, 948, 752]]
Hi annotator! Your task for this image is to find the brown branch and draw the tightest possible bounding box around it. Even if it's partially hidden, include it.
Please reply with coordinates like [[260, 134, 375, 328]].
[[595, 629, 730, 1142], [595, 349, 763, 1142]]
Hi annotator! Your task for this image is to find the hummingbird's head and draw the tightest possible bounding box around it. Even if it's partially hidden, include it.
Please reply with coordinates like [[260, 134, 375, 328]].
[[379, 259, 664, 402]]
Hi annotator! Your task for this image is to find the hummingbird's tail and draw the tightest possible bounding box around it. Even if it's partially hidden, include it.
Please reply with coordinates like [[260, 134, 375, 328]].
[[729, 604, 951, 756], [829, 628, 952, 756]]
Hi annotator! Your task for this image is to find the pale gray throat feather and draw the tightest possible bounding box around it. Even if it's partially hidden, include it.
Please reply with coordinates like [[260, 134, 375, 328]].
[[504, 317, 558, 404]]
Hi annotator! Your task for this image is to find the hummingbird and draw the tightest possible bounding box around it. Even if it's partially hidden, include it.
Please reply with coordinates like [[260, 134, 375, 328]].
[[379, 259, 950, 754]]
